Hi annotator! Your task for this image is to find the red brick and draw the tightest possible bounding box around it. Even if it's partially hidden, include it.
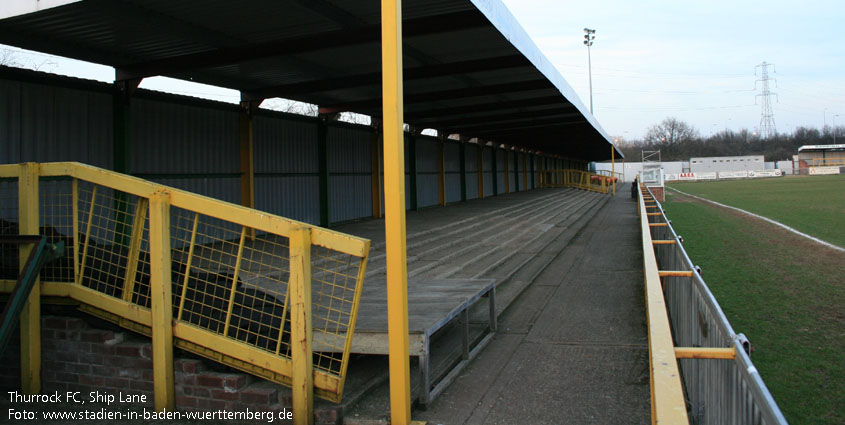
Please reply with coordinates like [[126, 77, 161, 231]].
[[175, 395, 198, 408], [239, 386, 277, 405], [43, 316, 85, 330], [130, 380, 154, 392], [197, 398, 227, 410], [196, 374, 224, 388], [90, 344, 116, 355], [114, 344, 142, 357], [103, 377, 130, 390], [80, 330, 115, 343], [65, 363, 92, 375], [210, 388, 240, 401], [79, 375, 106, 386], [174, 359, 203, 374], [140, 345, 152, 359], [222, 374, 248, 390], [141, 370, 154, 381], [55, 372, 78, 383], [175, 373, 196, 386], [314, 407, 340, 425], [52, 351, 79, 363]]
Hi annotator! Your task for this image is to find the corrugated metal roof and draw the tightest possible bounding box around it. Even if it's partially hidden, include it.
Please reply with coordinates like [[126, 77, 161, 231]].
[[0, 0, 621, 160]]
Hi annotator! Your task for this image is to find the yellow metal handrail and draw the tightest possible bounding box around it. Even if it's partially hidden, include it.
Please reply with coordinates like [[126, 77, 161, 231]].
[[637, 183, 689, 424], [0, 162, 370, 416], [538, 168, 614, 194], [808, 157, 845, 167]]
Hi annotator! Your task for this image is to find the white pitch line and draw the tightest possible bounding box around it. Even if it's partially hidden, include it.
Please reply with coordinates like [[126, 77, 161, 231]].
[[667, 186, 845, 253]]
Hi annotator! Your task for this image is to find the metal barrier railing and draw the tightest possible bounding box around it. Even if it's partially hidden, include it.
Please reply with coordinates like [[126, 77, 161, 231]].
[[0, 162, 370, 417], [539, 169, 614, 194], [638, 183, 788, 425]]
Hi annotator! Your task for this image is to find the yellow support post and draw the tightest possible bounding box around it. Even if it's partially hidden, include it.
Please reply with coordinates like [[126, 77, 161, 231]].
[[611, 144, 616, 196], [437, 139, 445, 206], [381, 1, 412, 423], [18, 162, 40, 394], [148, 190, 175, 412], [290, 225, 314, 425]]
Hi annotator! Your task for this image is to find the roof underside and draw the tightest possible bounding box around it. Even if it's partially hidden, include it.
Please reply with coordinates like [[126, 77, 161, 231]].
[[0, 0, 621, 160]]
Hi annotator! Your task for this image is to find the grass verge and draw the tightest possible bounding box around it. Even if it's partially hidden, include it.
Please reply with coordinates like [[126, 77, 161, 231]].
[[663, 189, 844, 425]]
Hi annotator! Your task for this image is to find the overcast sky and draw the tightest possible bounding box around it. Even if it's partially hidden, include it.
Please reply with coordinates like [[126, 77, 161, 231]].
[[2, 0, 844, 140]]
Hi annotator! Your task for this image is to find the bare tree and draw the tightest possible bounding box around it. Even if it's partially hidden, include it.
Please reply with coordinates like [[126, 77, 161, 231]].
[[643, 117, 699, 146]]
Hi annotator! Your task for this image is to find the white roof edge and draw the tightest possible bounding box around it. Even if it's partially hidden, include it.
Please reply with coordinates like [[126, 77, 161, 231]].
[[798, 144, 845, 152], [0, 0, 81, 20]]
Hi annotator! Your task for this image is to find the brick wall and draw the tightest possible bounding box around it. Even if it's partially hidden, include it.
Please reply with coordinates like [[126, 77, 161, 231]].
[[0, 315, 341, 424]]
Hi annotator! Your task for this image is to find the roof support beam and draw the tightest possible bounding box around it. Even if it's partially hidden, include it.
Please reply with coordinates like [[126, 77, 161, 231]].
[[404, 96, 564, 120], [116, 10, 489, 81], [423, 108, 580, 129], [319, 79, 551, 114], [241, 55, 529, 101]]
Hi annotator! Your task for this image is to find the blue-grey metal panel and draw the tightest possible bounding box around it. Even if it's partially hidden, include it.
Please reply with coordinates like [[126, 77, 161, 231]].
[[0, 79, 112, 167], [416, 137, 439, 208], [417, 174, 438, 208], [443, 142, 460, 172], [148, 177, 240, 205], [328, 125, 372, 222], [445, 174, 461, 203], [483, 146, 493, 197], [465, 145, 478, 173], [465, 174, 478, 200], [511, 152, 518, 191], [331, 176, 372, 223], [496, 149, 505, 193], [254, 115, 319, 173], [255, 176, 319, 225], [444, 142, 461, 203], [131, 98, 239, 174]]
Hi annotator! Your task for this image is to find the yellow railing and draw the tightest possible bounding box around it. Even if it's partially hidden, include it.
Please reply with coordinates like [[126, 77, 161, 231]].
[[808, 157, 845, 167], [0, 162, 370, 419], [637, 184, 689, 424], [538, 168, 615, 194]]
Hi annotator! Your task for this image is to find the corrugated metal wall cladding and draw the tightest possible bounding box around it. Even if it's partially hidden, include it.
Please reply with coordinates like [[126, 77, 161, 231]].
[[328, 126, 371, 174], [445, 174, 461, 203], [483, 148, 493, 170], [465, 174, 479, 199], [483, 172, 493, 197], [417, 174, 438, 207], [465, 145, 478, 172], [496, 171, 505, 192], [0, 80, 112, 167], [254, 116, 319, 174], [330, 176, 371, 223], [149, 177, 240, 205], [256, 176, 319, 225], [416, 138, 438, 173], [496, 150, 504, 169], [444, 143, 460, 172], [131, 98, 239, 174]]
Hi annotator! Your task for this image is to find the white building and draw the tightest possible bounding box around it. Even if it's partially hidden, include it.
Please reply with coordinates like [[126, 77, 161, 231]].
[[689, 155, 765, 173]]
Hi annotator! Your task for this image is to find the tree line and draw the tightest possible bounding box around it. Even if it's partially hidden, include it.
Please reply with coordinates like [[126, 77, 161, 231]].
[[615, 117, 841, 162]]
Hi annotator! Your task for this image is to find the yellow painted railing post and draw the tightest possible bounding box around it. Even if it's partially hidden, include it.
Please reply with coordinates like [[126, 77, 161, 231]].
[[381, 0, 412, 423], [148, 190, 175, 412], [18, 162, 40, 394], [611, 144, 616, 196], [290, 225, 314, 425]]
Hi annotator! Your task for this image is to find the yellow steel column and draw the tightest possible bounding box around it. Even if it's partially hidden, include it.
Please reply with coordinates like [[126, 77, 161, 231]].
[[370, 123, 383, 218], [437, 138, 445, 206], [148, 190, 175, 412], [18, 162, 40, 394], [611, 144, 616, 196], [290, 225, 314, 425], [381, 1, 412, 423]]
